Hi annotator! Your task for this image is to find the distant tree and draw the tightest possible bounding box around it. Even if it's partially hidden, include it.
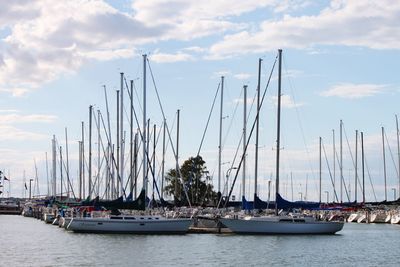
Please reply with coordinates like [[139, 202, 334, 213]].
[[164, 155, 217, 206]]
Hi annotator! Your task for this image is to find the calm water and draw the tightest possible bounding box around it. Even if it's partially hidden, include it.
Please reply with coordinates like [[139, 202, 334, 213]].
[[1, 215, 399, 266]]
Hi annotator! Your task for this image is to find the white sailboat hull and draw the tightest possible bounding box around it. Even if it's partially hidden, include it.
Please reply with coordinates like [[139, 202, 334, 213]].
[[67, 216, 192, 234], [219, 217, 344, 234]]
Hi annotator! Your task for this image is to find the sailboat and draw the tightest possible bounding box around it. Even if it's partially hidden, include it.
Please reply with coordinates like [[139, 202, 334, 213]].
[[66, 54, 192, 234], [219, 50, 344, 234]]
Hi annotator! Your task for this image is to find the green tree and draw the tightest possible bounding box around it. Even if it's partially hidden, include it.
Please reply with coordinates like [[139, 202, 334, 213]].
[[164, 155, 217, 206]]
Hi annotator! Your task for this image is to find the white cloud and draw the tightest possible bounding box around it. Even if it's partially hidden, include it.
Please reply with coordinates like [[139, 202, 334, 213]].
[[150, 51, 195, 63], [0, 125, 48, 141], [0, 0, 164, 96], [208, 1, 400, 58], [234, 73, 252, 80], [0, 114, 57, 124], [321, 83, 388, 99], [271, 94, 304, 108]]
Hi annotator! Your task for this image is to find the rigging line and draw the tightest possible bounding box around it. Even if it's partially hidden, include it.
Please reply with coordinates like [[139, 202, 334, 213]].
[[221, 54, 278, 208], [196, 82, 220, 156], [364, 155, 378, 202], [55, 139, 77, 200], [384, 130, 399, 178], [222, 87, 243, 150], [282, 56, 317, 182], [97, 111, 126, 198], [147, 58, 192, 207], [342, 124, 363, 191], [333, 148, 351, 202], [321, 140, 339, 202]]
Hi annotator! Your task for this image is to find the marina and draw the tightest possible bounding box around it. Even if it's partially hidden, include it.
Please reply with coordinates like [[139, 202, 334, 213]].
[[1, 1, 400, 266]]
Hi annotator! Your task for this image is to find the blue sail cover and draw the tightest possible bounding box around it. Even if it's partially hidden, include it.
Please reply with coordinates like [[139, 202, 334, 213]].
[[250, 195, 275, 210], [276, 193, 320, 210]]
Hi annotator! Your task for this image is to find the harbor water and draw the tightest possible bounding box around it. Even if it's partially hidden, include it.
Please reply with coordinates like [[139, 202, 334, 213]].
[[1, 215, 399, 266]]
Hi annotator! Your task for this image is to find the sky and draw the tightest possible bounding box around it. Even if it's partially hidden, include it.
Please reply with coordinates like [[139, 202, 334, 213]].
[[0, 0, 399, 203]]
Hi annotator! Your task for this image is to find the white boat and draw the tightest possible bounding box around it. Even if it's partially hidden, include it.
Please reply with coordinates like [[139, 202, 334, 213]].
[[218, 50, 344, 235], [357, 214, 367, 223], [370, 212, 387, 223], [220, 214, 343, 234], [390, 212, 400, 224], [347, 213, 360, 222], [66, 215, 192, 234]]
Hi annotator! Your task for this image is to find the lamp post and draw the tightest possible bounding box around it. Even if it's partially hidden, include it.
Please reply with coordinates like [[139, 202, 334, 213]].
[[325, 190, 329, 203], [392, 188, 397, 201], [29, 179, 34, 199]]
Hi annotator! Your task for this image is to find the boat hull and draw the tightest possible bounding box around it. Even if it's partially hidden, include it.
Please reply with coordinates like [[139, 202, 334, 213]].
[[67, 217, 192, 234], [219, 218, 344, 235]]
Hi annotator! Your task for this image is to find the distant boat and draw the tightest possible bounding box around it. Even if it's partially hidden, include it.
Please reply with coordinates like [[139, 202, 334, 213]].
[[219, 50, 344, 235]]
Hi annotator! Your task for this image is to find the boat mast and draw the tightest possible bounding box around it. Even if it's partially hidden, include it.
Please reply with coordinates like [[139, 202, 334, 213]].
[[255, 58, 262, 198], [130, 80, 134, 197], [175, 109, 180, 200], [45, 152, 49, 196], [59, 146, 63, 199], [242, 85, 247, 199], [340, 119, 343, 203], [81, 121, 85, 199], [88, 105, 93, 200], [134, 132, 138, 199], [142, 54, 147, 196], [52, 135, 57, 198], [361, 131, 365, 204], [332, 129, 335, 199], [382, 127, 387, 201], [218, 76, 224, 194], [319, 136, 322, 203], [396, 115, 400, 198], [161, 119, 166, 199], [275, 49, 282, 216], [355, 130, 358, 202], [65, 127, 70, 198], [120, 72, 124, 197], [116, 89, 120, 197]]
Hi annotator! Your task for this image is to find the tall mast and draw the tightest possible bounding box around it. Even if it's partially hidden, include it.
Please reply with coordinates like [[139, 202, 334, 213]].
[[355, 130, 358, 202], [361, 131, 365, 203], [134, 132, 138, 199], [142, 54, 147, 196], [255, 58, 262, 198], [45, 152, 49, 196], [218, 76, 224, 193], [242, 85, 247, 199], [332, 129, 335, 198], [161, 119, 166, 199], [175, 109, 180, 199], [79, 141, 82, 200], [120, 72, 124, 197], [97, 110, 101, 197], [382, 127, 387, 201], [130, 80, 134, 197], [59, 146, 63, 200], [88, 105, 93, 199], [81, 121, 85, 199], [275, 49, 282, 216], [52, 135, 57, 198], [116, 89, 120, 197], [65, 127, 70, 198], [319, 136, 322, 203], [340, 119, 343, 203], [396, 115, 400, 198]]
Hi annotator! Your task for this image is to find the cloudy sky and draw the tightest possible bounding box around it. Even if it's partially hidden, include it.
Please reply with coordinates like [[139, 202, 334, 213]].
[[0, 0, 399, 202]]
